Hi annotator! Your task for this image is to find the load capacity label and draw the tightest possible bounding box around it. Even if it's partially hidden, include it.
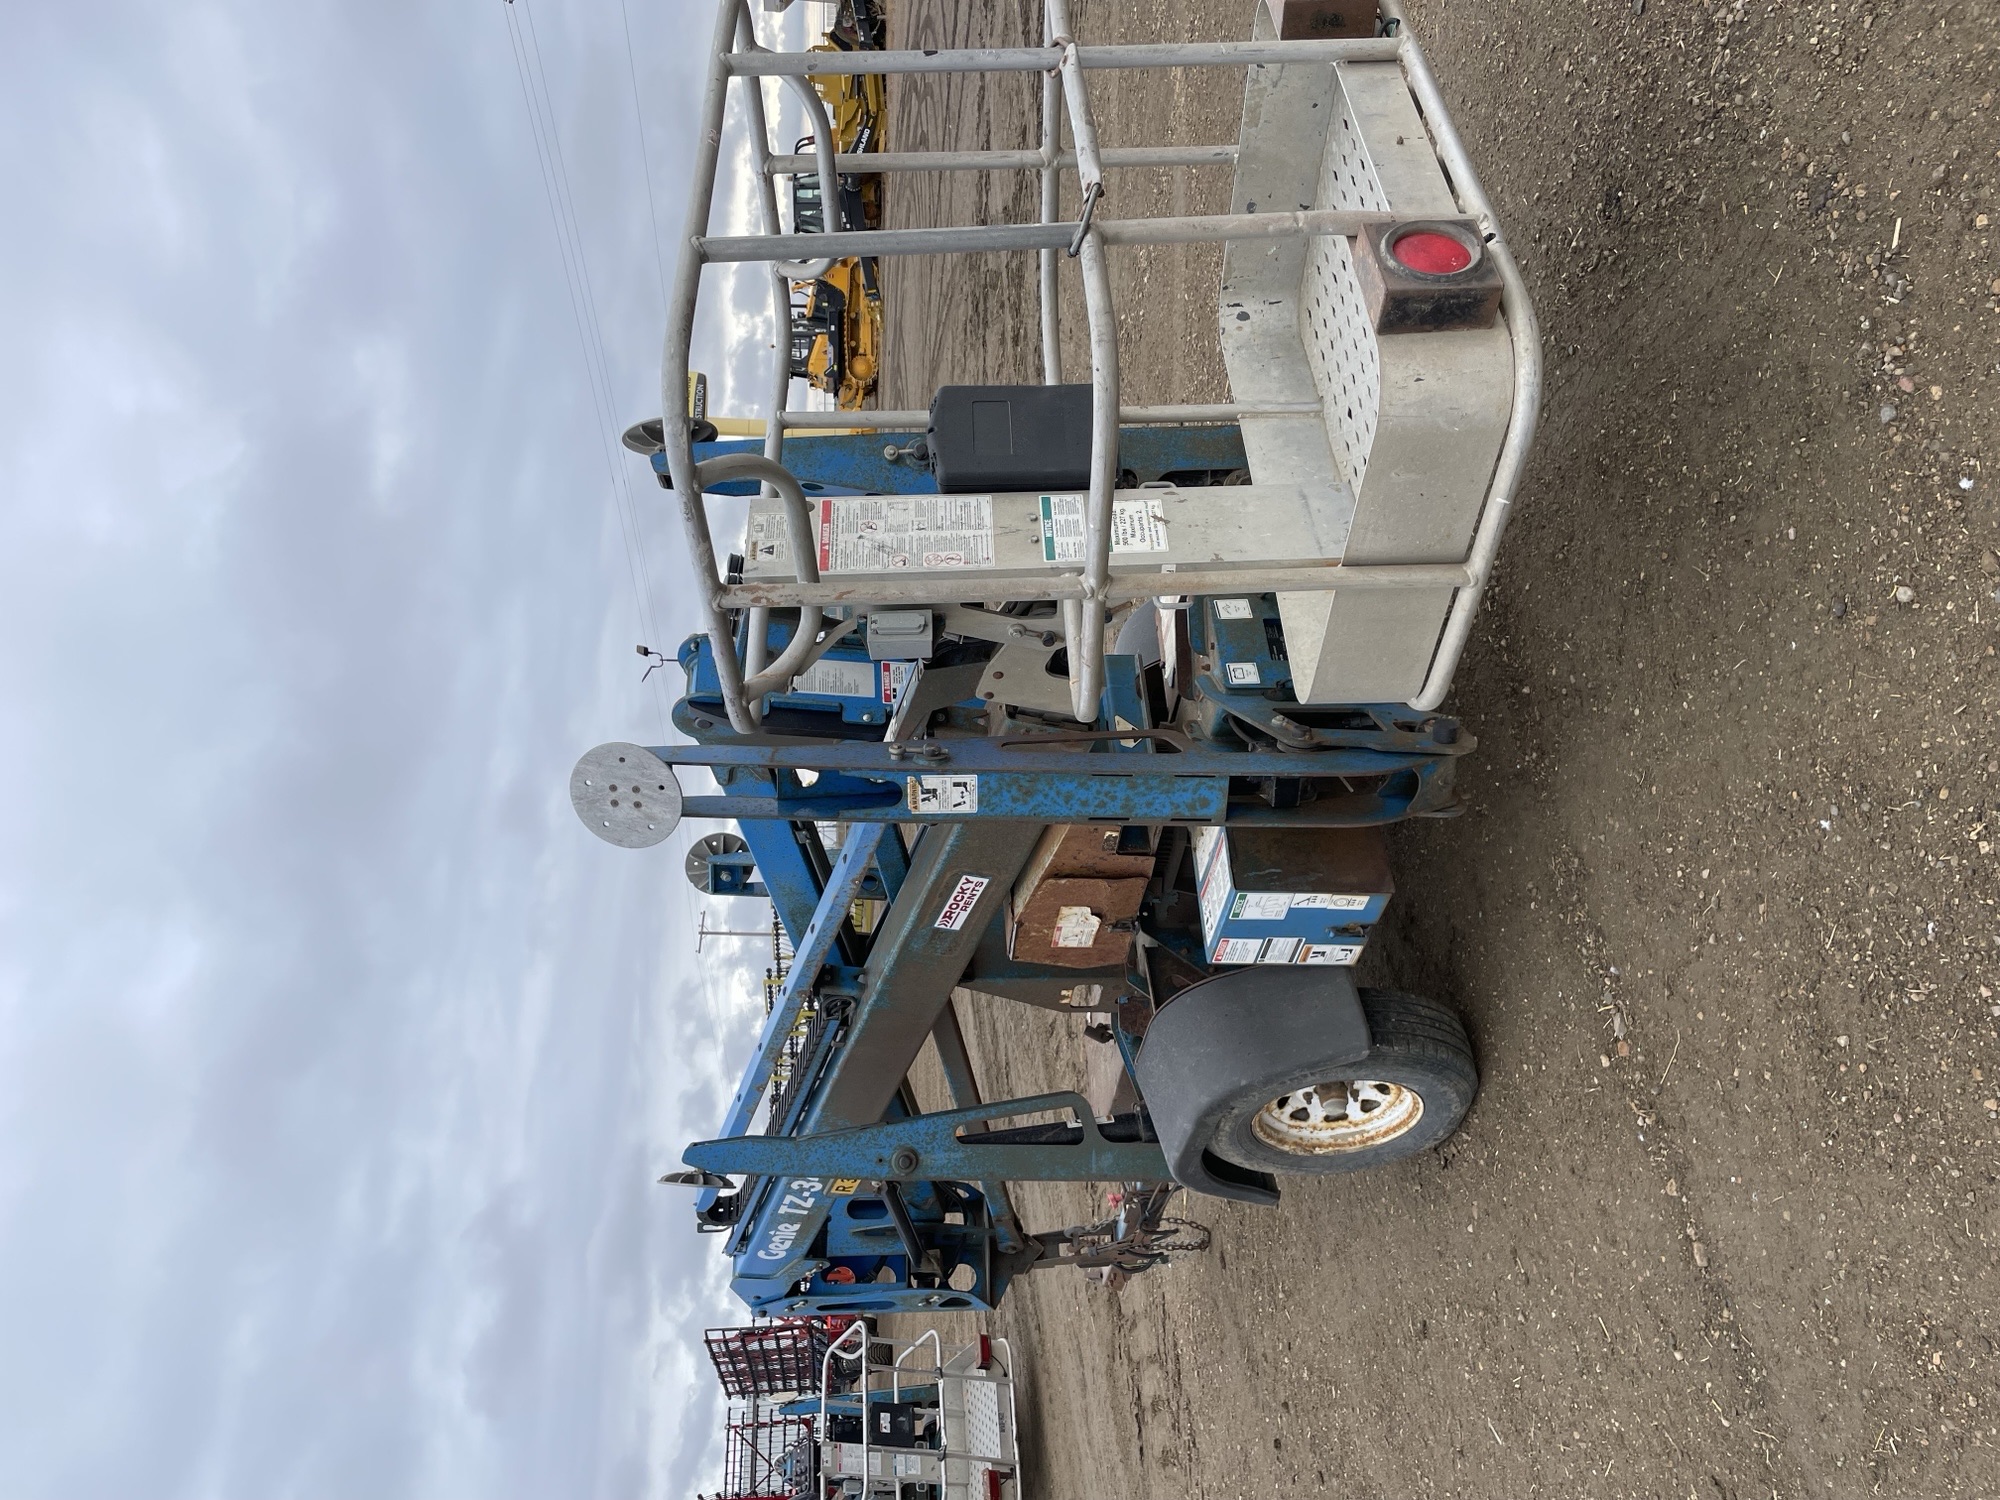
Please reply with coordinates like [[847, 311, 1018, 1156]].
[[819, 495, 995, 572], [1039, 493, 1170, 564]]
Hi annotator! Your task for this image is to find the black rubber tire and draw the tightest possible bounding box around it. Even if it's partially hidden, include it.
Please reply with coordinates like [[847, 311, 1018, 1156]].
[[1209, 988, 1477, 1176]]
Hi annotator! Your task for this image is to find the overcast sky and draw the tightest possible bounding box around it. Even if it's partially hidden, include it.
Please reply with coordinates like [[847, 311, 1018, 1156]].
[[0, 2, 805, 1494]]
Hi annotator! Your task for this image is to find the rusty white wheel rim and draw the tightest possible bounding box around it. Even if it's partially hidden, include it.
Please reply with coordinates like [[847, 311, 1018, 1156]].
[[1251, 1079, 1424, 1155]]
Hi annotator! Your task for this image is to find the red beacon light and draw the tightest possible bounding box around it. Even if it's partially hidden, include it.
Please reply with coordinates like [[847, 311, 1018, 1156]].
[[1387, 228, 1475, 276], [1352, 218, 1503, 333]]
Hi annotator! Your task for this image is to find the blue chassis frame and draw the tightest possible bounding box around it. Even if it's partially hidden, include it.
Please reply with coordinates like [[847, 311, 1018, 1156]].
[[667, 597, 1470, 1317]]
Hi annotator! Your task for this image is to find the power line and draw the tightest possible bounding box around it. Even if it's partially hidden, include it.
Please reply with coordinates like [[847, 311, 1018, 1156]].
[[617, 0, 673, 314], [501, 0, 672, 740], [503, 2, 664, 673], [515, 0, 665, 622]]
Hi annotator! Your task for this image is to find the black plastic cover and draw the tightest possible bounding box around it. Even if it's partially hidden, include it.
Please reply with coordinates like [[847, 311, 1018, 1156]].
[[1133, 965, 1371, 1205], [870, 1401, 920, 1447], [928, 383, 1093, 493]]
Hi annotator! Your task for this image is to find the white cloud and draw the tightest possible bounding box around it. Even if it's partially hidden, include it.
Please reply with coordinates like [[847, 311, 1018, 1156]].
[[0, 0, 779, 1495]]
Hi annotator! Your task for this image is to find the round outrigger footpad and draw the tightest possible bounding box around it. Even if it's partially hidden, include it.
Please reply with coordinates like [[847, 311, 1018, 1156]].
[[571, 742, 682, 847]]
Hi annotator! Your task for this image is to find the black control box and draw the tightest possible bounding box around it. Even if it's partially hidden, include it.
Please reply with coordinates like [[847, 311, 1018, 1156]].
[[870, 1401, 921, 1447], [928, 383, 1093, 493]]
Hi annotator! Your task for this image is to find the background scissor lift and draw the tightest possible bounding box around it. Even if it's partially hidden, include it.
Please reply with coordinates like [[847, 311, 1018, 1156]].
[[700, 1317, 1020, 1500]]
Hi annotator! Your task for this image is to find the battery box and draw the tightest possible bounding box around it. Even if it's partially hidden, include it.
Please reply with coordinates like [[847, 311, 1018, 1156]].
[[1194, 825, 1393, 966], [929, 384, 1093, 493]]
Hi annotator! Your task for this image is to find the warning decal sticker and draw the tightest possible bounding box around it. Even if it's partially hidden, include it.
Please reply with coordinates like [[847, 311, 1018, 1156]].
[[1052, 905, 1103, 948], [878, 660, 914, 705], [1299, 943, 1365, 966], [819, 496, 995, 572], [933, 873, 991, 931], [745, 509, 787, 567], [791, 658, 875, 700], [1196, 827, 1231, 940], [906, 774, 978, 815], [1229, 892, 1293, 922]]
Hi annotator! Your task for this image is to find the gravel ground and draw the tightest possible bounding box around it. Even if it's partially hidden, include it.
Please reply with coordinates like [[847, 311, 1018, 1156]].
[[880, 3, 2000, 1495]]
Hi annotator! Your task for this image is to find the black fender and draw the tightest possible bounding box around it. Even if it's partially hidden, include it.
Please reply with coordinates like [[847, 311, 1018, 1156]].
[[1132, 964, 1372, 1205]]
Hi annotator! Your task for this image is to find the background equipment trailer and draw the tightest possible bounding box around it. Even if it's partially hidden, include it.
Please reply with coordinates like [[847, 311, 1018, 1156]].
[[700, 1315, 1020, 1500], [575, 0, 1539, 1320]]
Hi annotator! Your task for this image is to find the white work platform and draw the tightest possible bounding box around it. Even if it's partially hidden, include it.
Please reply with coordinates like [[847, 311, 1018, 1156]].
[[664, 0, 1539, 730]]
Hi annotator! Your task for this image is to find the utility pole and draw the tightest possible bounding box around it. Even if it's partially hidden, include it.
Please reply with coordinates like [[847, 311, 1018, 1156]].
[[695, 911, 774, 952]]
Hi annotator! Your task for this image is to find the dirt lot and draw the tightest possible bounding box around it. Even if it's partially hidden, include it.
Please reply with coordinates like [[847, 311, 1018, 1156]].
[[879, 2, 2000, 1496]]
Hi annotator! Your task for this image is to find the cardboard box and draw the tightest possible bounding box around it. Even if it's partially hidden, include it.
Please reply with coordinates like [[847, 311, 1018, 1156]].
[[1194, 825, 1392, 966]]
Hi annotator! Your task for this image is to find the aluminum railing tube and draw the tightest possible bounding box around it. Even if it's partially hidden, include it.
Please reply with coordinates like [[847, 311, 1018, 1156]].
[[697, 208, 1388, 263], [736, 5, 793, 708], [663, 0, 753, 732], [1045, 0, 1118, 722], [734, 2, 840, 280], [766, 144, 1240, 175], [1058, 596, 1085, 713], [723, 38, 1405, 76], [743, 604, 772, 693], [1038, 8, 1062, 385], [1383, 0, 1544, 712], [691, 452, 827, 702], [1049, 10, 1106, 196], [769, 75, 842, 279], [1069, 228, 1120, 719], [715, 562, 1477, 612], [777, 402, 1322, 429], [691, 452, 822, 589]]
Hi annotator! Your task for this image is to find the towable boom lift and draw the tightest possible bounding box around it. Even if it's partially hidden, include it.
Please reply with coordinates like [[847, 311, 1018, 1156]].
[[575, 0, 1538, 1323]]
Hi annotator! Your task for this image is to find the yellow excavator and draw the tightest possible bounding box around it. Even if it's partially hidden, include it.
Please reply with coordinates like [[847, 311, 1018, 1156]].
[[809, 0, 885, 148], [788, 0, 884, 410], [789, 260, 880, 411]]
